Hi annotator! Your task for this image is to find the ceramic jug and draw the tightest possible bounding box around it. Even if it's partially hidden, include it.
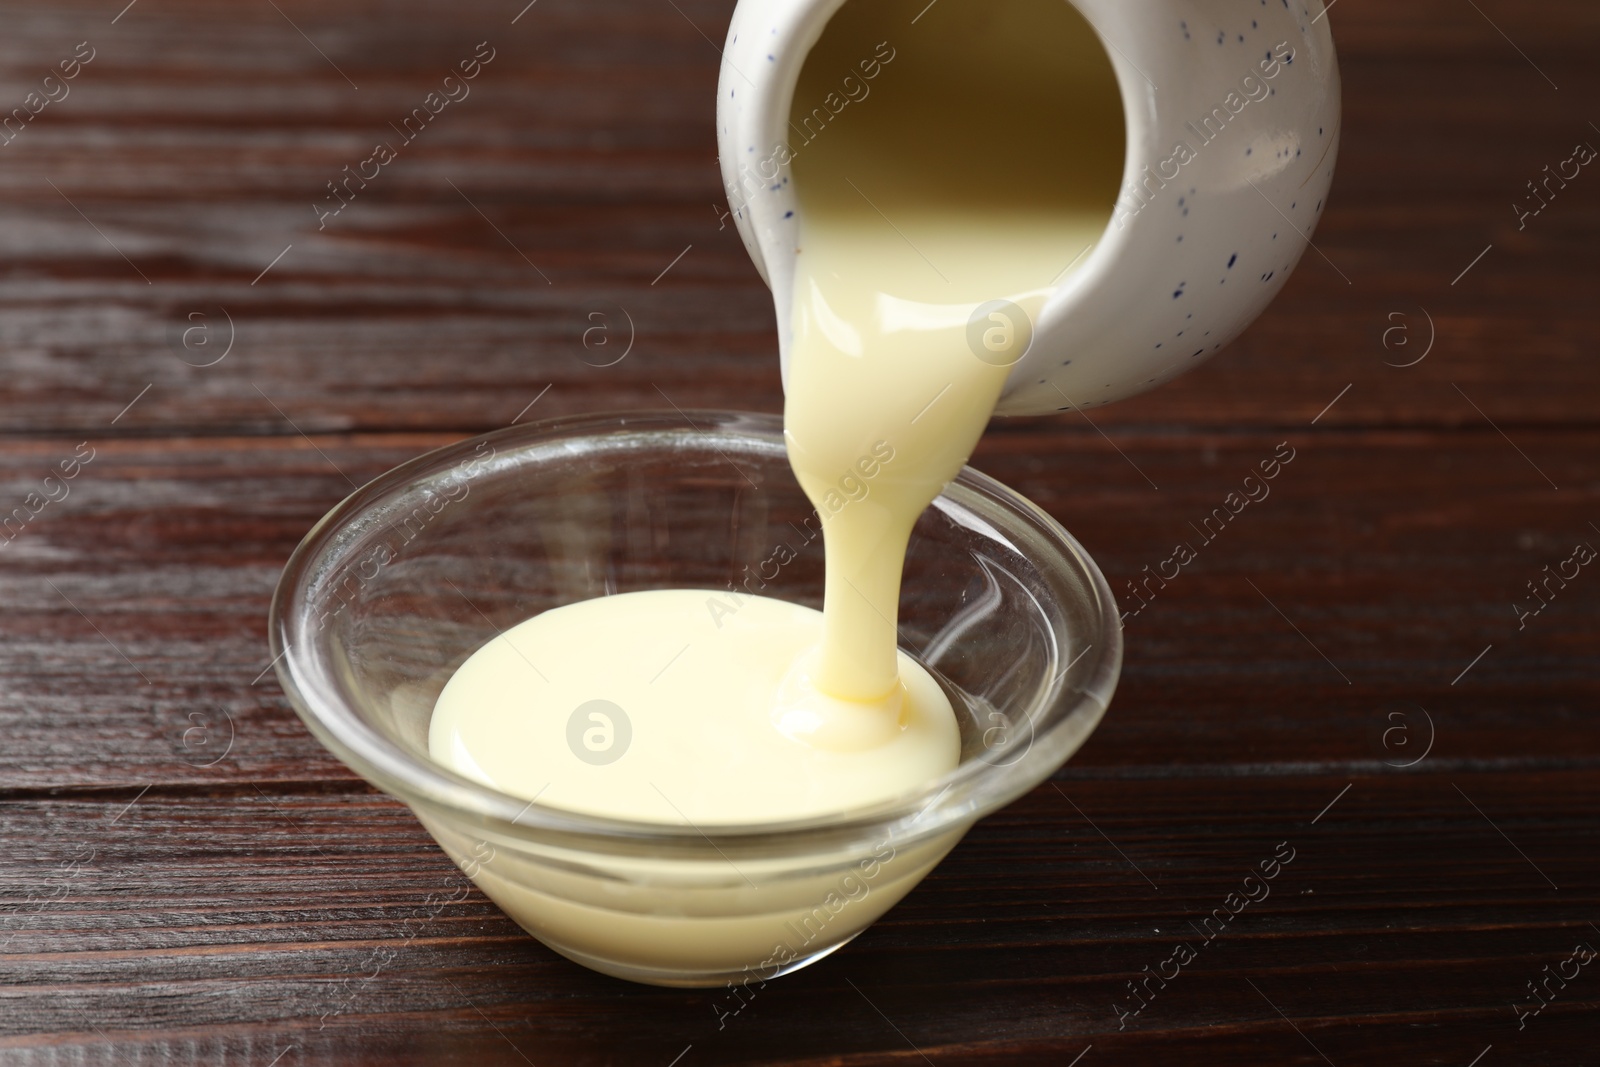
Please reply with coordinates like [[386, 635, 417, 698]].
[[717, 0, 1340, 414]]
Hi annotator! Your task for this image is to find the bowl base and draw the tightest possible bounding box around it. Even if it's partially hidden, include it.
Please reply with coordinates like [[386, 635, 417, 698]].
[[526, 926, 864, 988]]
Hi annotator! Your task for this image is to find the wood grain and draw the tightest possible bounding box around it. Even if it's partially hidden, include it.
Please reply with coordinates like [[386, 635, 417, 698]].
[[1, 775, 1596, 1064], [1, 0, 1597, 1062], [1, 0, 1598, 438]]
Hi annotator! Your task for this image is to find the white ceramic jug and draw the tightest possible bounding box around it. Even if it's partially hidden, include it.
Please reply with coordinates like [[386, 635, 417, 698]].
[[717, 0, 1340, 414]]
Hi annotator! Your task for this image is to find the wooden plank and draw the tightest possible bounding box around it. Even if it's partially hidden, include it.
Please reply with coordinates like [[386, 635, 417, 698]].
[[0, 0, 1595, 438], [0, 775, 1594, 1061], [1, 429, 1594, 790]]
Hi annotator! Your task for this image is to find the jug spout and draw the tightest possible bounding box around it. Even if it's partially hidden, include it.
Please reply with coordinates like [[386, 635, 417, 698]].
[[717, 0, 1340, 416]]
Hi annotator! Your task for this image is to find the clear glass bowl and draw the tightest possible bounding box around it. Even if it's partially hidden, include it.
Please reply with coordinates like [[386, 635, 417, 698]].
[[270, 410, 1121, 987]]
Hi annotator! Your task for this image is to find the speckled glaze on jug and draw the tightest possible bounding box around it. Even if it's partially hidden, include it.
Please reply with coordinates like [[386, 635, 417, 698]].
[[716, 0, 1341, 415]]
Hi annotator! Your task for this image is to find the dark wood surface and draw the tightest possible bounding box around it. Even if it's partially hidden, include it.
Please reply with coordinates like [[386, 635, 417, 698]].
[[2, 0, 1597, 1062]]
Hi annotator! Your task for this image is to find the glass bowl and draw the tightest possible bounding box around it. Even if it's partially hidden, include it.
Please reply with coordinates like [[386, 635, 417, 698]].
[[270, 410, 1121, 987]]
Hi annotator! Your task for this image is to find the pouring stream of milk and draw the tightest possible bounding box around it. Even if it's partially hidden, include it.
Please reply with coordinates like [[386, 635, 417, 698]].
[[783, 0, 1121, 703], [430, 0, 1122, 821]]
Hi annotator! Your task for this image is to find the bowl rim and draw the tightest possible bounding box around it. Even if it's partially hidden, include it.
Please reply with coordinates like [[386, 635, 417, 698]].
[[270, 409, 1122, 853]]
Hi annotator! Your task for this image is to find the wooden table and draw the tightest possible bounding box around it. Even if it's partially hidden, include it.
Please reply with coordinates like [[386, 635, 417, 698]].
[[3, 0, 1597, 1062]]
